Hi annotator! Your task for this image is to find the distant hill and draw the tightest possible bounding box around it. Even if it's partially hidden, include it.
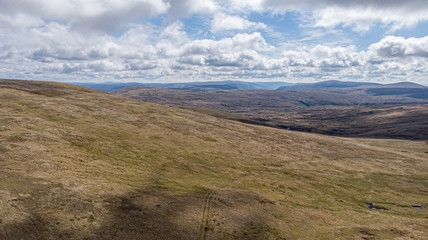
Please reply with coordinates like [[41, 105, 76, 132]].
[[276, 80, 381, 91], [377, 82, 427, 88], [112, 85, 428, 110], [71, 80, 427, 93], [366, 88, 428, 99], [71, 81, 291, 92], [112, 85, 428, 140]]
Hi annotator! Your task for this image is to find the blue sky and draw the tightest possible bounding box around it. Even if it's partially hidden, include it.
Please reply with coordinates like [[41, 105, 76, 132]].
[[0, 0, 427, 84]]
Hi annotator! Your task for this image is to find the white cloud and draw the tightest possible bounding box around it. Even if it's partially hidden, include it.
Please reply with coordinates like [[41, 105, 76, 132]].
[[0, 14, 44, 30], [276, 44, 364, 70], [159, 22, 189, 44], [368, 36, 428, 58], [0, 0, 170, 32], [179, 32, 270, 55], [229, 0, 428, 32], [0, 0, 428, 84], [314, 7, 428, 32], [1, 0, 427, 33], [310, 45, 362, 67], [1, 19, 427, 84], [211, 13, 266, 32], [167, 0, 218, 18]]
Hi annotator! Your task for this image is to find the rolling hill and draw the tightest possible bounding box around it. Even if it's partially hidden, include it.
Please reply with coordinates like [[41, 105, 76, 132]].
[[275, 80, 427, 91], [73, 80, 427, 93], [1, 79, 427, 239], [112, 86, 428, 140], [71, 81, 291, 92], [275, 80, 381, 90]]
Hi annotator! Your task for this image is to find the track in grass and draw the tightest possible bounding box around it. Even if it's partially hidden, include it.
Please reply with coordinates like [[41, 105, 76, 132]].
[[199, 189, 216, 240]]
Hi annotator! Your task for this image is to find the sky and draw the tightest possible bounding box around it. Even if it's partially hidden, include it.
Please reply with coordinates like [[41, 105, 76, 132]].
[[0, 0, 427, 84]]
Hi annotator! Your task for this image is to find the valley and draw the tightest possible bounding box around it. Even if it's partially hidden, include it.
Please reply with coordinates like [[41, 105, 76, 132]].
[[0, 79, 427, 239], [111, 83, 428, 140]]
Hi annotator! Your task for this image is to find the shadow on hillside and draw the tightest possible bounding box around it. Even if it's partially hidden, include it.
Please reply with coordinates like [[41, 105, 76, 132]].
[[0, 172, 275, 239], [92, 188, 201, 240], [92, 187, 276, 240]]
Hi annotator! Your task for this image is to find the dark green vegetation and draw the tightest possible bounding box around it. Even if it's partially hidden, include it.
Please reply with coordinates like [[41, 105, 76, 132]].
[[112, 84, 428, 140], [1, 79, 427, 239]]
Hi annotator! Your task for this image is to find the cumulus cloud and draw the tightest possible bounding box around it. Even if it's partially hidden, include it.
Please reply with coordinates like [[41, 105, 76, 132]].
[[159, 22, 189, 44], [1, 0, 427, 33], [0, 0, 170, 32], [243, 0, 428, 11], [368, 36, 428, 58], [0, 0, 428, 84], [229, 0, 428, 31], [0, 14, 44, 30], [1, 19, 427, 83], [175, 32, 272, 69], [181, 32, 271, 55], [309, 45, 362, 67], [211, 13, 266, 32], [314, 7, 428, 32], [167, 0, 218, 18]]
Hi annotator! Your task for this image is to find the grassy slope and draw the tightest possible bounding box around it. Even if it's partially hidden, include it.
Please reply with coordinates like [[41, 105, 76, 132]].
[[1, 79, 427, 239]]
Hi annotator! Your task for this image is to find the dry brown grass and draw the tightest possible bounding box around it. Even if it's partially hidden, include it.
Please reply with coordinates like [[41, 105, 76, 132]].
[[0, 79, 427, 239]]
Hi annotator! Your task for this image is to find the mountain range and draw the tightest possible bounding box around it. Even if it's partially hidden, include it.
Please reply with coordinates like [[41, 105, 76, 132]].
[[70, 81, 292, 92], [71, 80, 427, 92]]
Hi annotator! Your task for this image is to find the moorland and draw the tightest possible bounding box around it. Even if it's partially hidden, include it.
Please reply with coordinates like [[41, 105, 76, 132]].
[[0, 79, 427, 239], [112, 81, 428, 140]]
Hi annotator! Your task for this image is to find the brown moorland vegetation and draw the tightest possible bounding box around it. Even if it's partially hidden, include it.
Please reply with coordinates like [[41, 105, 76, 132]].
[[111, 86, 428, 140], [1, 79, 427, 239]]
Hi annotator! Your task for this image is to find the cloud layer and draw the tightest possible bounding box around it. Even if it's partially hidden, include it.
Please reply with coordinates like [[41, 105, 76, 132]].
[[0, 0, 427, 84], [230, 0, 428, 31]]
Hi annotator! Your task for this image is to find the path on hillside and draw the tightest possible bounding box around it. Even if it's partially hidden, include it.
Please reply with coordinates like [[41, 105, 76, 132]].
[[199, 189, 216, 240]]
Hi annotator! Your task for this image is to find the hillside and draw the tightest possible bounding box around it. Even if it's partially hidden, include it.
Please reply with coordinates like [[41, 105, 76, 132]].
[[276, 80, 381, 90], [112, 87, 428, 140], [275, 80, 427, 91], [73, 80, 427, 93], [71, 81, 291, 92], [377, 82, 428, 88], [1, 79, 427, 239]]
